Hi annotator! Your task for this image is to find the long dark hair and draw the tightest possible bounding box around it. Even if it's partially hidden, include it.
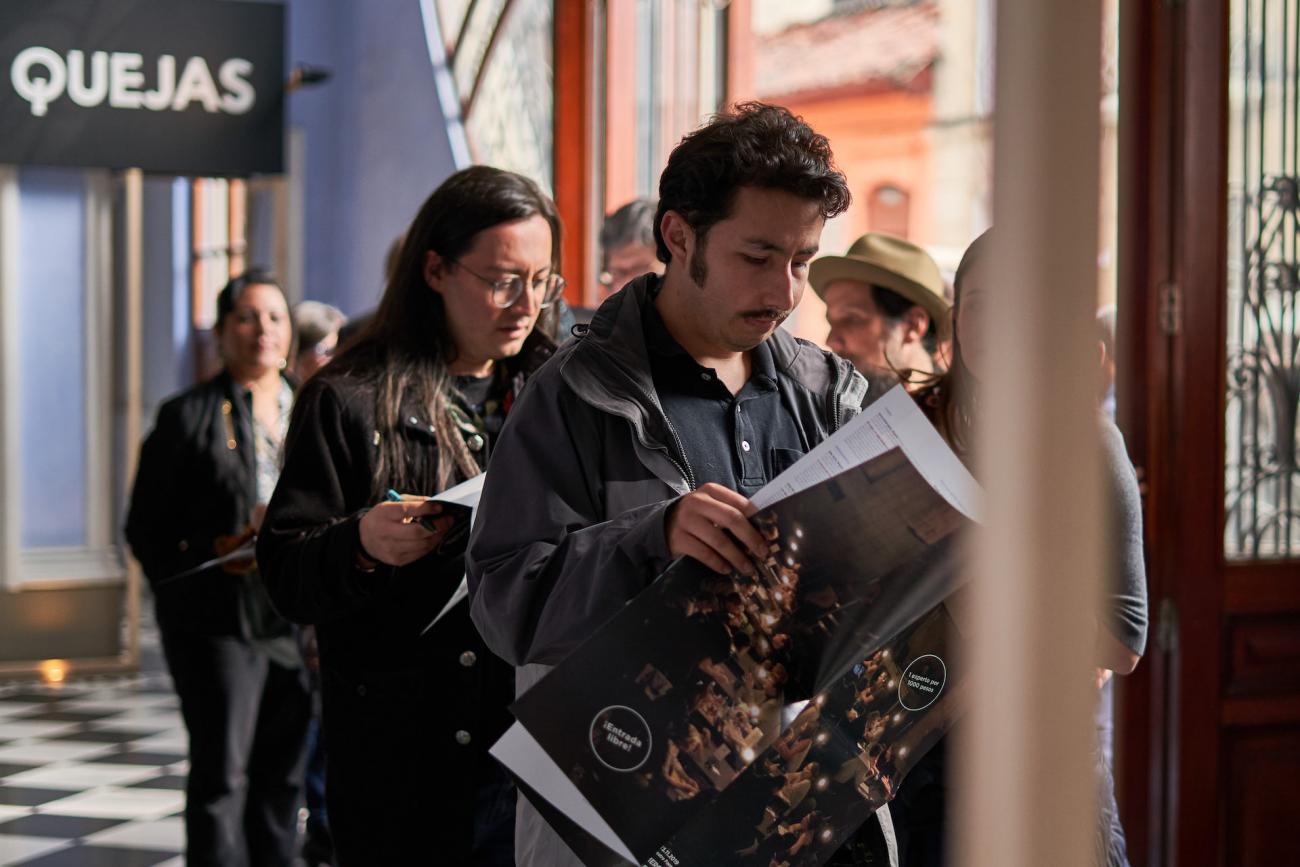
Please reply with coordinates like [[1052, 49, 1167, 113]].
[[920, 229, 992, 456], [328, 166, 561, 496]]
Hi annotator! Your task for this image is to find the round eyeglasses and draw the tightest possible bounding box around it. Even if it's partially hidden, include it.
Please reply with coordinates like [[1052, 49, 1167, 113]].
[[450, 260, 566, 309]]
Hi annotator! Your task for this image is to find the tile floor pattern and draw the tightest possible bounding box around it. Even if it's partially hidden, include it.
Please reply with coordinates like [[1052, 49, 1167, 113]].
[[0, 672, 187, 866], [0, 604, 193, 866], [0, 603, 322, 867]]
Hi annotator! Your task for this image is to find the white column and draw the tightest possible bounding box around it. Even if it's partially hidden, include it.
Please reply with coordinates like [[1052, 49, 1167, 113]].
[[123, 167, 144, 665], [956, 2, 1106, 866], [0, 167, 19, 589]]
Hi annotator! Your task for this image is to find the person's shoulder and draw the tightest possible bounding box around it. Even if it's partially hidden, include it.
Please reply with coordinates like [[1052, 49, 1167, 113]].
[[174, 372, 227, 402], [522, 334, 585, 392], [776, 329, 831, 361], [1098, 413, 1135, 473], [774, 332, 873, 408], [284, 372, 381, 458], [770, 330, 840, 386], [1098, 412, 1125, 445], [505, 337, 604, 437], [153, 374, 227, 424], [296, 367, 374, 418]]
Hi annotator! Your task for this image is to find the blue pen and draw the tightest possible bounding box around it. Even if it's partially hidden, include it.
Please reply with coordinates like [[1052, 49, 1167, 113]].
[[387, 489, 443, 530]]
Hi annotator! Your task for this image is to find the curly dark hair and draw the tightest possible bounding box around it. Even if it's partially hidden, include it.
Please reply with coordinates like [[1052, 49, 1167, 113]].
[[652, 102, 851, 264]]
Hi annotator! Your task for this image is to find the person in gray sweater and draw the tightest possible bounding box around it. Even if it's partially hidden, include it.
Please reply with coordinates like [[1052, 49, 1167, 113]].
[[909, 229, 1148, 867]]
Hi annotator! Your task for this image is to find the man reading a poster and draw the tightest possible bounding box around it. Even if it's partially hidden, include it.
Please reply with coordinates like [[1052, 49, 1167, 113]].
[[468, 102, 892, 867]]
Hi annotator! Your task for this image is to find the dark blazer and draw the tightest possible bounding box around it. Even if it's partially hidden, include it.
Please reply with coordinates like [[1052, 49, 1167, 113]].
[[254, 332, 554, 862], [125, 370, 291, 635]]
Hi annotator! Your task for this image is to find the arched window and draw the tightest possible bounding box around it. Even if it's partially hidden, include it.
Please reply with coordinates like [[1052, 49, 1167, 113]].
[[868, 184, 911, 239]]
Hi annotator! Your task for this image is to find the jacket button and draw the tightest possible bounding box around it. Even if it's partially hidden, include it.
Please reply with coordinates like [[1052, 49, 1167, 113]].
[[178, 540, 189, 552], [455, 729, 472, 745], [467, 434, 485, 452], [357, 685, 367, 697], [409, 416, 419, 425], [459, 651, 477, 667]]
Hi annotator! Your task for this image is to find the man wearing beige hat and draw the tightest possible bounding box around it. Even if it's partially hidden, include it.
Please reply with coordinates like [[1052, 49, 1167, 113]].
[[811, 232, 952, 387]]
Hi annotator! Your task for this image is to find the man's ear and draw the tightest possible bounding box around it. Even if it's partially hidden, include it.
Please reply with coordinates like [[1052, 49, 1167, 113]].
[[660, 211, 693, 263], [902, 306, 931, 344], [424, 250, 444, 294]]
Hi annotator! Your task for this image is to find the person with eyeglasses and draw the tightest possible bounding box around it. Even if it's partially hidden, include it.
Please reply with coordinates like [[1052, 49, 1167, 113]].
[[256, 166, 561, 865], [598, 198, 665, 294], [569, 198, 667, 327]]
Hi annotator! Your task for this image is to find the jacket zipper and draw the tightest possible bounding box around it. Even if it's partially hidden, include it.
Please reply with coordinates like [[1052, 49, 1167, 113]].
[[829, 362, 846, 434], [664, 417, 697, 491], [633, 380, 697, 491], [580, 336, 697, 492]]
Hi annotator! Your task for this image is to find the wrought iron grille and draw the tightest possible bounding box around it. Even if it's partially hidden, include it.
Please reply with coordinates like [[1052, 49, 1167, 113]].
[[1226, 0, 1300, 558]]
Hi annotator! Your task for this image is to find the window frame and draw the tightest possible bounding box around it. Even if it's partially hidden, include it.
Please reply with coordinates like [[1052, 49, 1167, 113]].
[[0, 168, 126, 590]]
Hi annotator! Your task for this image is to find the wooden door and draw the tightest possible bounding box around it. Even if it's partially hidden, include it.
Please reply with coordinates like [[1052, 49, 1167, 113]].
[[1117, 1, 1300, 865]]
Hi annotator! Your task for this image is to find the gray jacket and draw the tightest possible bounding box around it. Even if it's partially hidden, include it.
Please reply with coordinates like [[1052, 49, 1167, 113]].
[[467, 275, 895, 867]]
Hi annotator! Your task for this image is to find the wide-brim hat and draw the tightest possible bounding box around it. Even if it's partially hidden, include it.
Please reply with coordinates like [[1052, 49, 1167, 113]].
[[809, 233, 952, 342]]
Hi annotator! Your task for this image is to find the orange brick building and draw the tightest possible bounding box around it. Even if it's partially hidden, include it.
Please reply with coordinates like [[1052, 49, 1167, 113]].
[[745, 3, 941, 341]]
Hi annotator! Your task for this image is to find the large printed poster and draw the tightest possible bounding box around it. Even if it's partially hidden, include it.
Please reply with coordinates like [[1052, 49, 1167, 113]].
[[492, 387, 981, 866]]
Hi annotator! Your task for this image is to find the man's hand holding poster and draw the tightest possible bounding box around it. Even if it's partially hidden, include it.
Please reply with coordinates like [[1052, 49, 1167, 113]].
[[492, 387, 980, 867]]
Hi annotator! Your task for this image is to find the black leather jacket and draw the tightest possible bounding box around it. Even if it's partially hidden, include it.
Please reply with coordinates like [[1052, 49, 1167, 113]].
[[125, 370, 293, 635]]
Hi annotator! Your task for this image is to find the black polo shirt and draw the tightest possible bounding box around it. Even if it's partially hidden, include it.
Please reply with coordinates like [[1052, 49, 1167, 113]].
[[643, 300, 808, 498]]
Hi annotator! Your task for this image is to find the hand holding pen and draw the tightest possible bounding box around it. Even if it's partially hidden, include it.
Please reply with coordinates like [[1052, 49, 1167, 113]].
[[355, 489, 458, 568]]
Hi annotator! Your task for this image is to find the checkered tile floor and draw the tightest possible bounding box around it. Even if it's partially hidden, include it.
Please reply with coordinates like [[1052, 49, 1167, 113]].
[[0, 670, 187, 866], [0, 601, 192, 866], [0, 600, 325, 867]]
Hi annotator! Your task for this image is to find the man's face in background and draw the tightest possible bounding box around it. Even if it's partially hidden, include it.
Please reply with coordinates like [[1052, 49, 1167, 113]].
[[824, 280, 903, 375], [602, 241, 664, 298]]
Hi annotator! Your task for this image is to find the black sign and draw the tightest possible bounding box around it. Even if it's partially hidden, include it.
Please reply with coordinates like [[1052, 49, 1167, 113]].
[[0, 0, 284, 176]]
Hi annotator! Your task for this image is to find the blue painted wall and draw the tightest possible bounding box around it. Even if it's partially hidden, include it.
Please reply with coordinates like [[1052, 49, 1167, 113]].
[[139, 177, 191, 418], [286, 0, 461, 316], [16, 168, 88, 548]]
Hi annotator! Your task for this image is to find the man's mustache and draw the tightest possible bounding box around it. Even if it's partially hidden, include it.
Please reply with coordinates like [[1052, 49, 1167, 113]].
[[739, 307, 790, 320]]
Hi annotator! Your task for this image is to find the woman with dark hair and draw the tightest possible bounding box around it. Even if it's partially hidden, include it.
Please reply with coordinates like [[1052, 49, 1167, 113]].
[[899, 230, 1148, 867], [256, 165, 562, 864], [125, 270, 312, 867]]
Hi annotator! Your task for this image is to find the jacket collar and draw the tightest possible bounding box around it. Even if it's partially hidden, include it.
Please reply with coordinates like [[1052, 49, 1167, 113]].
[[563, 274, 864, 443], [215, 368, 298, 404]]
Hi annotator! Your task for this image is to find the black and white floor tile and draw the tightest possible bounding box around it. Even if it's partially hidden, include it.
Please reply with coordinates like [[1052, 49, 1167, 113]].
[[0, 618, 186, 866]]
